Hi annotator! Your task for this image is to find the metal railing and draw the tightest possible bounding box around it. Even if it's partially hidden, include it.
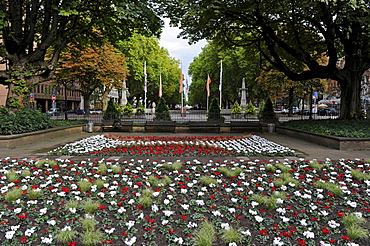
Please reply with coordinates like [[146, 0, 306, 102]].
[[50, 110, 339, 123]]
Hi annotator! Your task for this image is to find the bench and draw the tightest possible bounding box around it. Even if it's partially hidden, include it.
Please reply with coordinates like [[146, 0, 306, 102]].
[[189, 121, 220, 133], [230, 121, 262, 133], [145, 121, 176, 132], [101, 120, 133, 132]]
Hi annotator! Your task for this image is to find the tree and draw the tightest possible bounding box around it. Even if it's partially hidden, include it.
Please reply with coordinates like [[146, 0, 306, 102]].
[[0, 0, 162, 107], [117, 34, 181, 108], [188, 41, 262, 109], [57, 43, 128, 115], [159, 0, 370, 119], [155, 97, 171, 121]]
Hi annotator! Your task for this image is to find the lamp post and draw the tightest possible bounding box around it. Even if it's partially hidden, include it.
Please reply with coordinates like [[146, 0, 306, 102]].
[[302, 83, 308, 120]]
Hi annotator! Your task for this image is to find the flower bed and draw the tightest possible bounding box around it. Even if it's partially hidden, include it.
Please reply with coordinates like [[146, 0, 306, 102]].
[[0, 157, 369, 245], [48, 135, 296, 157]]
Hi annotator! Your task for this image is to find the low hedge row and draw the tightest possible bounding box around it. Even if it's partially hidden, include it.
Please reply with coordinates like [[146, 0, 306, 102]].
[[0, 107, 87, 135], [280, 119, 370, 138]]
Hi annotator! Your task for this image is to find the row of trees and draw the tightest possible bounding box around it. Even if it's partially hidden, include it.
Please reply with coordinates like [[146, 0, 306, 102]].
[[2, 1, 370, 119], [159, 0, 370, 119], [188, 41, 326, 112]]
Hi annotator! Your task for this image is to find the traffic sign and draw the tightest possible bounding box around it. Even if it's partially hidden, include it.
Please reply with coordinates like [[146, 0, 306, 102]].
[[52, 95, 56, 101]]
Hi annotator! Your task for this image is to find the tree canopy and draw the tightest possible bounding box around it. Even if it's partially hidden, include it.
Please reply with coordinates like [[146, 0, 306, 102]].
[[0, 0, 162, 107], [117, 34, 181, 108], [159, 0, 370, 119]]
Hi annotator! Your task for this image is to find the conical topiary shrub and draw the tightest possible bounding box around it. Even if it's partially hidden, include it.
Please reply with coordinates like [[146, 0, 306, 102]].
[[135, 101, 145, 115], [244, 101, 256, 116], [122, 102, 133, 116], [259, 97, 278, 121], [155, 97, 171, 121], [103, 98, 120, 120], [207, 98, 222, 120]]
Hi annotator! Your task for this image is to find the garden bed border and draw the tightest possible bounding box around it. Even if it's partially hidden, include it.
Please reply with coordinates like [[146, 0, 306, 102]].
[[276, 126, 370, 150], [0, 125, 84, 149]]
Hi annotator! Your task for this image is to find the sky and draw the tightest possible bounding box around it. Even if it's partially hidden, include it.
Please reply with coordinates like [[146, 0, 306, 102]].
[[159, 19, 207, 81]]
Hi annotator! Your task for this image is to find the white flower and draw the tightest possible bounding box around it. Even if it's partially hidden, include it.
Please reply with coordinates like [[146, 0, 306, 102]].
[[24, 227, 36, 236], [41, 235, 53, 244], [300, 219, 308, 226], [273, 237, 284, 246], [180, 204, 189, 210], [347, 200, 357, 208], [174, 237, 184, 244], [164, 199, 170, 205], [126, 221, 135, 230], [303, 231, 315, 238], [163, 210, 174, 216], [5, 231, 15, 239], [162, 220, 169, 225], [47, 220, 56, 226], [105, 228, 115, 234], [221, 223, 230, 230], [39, 208, 47, 215], [69, 208, 76, 214], [240, 229, 251, 236], [196, 200, 205, 206], [124, 236, 136, 246], [13, 208, 22, 214], [251, 201, 259, 208], [328, 220, 340, 228], [229, 243, 237, 246], [187, 222, 197, 228], [255, 215, 263, 222]]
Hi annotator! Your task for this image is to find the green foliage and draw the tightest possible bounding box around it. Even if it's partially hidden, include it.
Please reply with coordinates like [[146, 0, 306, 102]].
[[135, 101, 145, 115], [259, 97, 278, 120], [221, 226, 243, 243], [207, 98, 222, 120], [244, 101, 256, 116], [103, 98, 120, 120], [0, 107, 52, 135], [78, 180, 92, 192], [199, 176, 218, 186], [55, 229, 78, 244], [343, 213, 369, 239], [193, 220, 216, 246], [122, 102, 133, 116], [5, 188, 22, 203], [82, 199, 99, 214], [155, 97, 171, 120], [281, 119, 370, 138], [81, 230, 103, 246], [231, 101, 242, 115]]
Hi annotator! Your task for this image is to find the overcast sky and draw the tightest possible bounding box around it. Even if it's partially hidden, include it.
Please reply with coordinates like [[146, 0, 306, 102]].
[[159, 19, 207, 81]]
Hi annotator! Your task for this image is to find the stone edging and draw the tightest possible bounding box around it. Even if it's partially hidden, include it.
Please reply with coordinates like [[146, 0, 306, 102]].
[[276, 126, 370, 150], [0, 125, 84, 149]]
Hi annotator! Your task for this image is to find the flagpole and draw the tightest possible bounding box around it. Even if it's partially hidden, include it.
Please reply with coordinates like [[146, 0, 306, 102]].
[[219, 60, 223, 108], [144, 61, 147, 110]]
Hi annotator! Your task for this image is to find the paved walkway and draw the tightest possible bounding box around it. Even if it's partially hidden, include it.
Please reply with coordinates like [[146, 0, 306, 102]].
[[0, 132, 369, 162]]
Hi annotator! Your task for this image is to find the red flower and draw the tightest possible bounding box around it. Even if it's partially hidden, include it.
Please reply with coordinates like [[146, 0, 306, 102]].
[[342, 236, 350, 241], [180, 215, 186, 220], [322, 227, 329, 234], [297, 239, 307, 245]]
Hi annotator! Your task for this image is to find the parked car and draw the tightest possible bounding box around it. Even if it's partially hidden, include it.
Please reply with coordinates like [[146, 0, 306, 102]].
[[46, 108, 61, 116], [317, 107, 338, 116], [296, 108, 310, 115], [67, 109, 85, 115], [282, 107, 299, 115], [90, 109, 103, 115]]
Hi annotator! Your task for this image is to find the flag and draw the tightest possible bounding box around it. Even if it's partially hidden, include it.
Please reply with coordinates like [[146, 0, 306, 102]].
[[206, 74, 212, 97], [179, 64, 183, 93], [219, 60, 223, 92], [185, 79, 189, 94], [159, 73, 162, 97], [144, 61, 147, 93]]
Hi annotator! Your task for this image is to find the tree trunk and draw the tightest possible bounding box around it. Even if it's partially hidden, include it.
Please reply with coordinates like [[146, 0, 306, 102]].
[[83, 95, 90, 116], [288, 87, 294, 116], [339, 73, 362, 119]]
